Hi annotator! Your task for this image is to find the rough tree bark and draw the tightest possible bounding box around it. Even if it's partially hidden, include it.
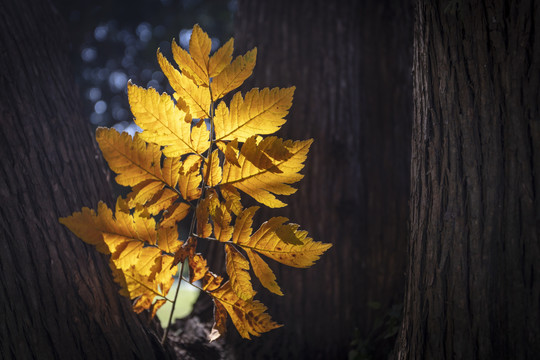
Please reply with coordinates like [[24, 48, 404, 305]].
[[397, 1, 540, 359], [0, 0, 172, 358], [214, 1, 412, 358]]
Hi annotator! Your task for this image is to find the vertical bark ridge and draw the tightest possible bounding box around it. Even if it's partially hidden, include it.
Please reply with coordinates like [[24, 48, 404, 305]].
[[398, 1, 540, 358]]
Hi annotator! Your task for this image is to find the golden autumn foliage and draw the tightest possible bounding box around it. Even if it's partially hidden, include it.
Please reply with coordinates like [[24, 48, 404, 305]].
[[59, 24, 331, 342]]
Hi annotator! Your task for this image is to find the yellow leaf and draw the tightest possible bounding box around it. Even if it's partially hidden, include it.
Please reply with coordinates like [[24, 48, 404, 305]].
[[151, 299, 168, 319], [59, 205, 109, 254], [202, 149, 222, 187], [209, 300, 228, 341], [221, 136, 312, 208], [96, 128, 182, 205], [189, 254, 208, 283], [61, 198, 181, 273], [143, 188, 178, 215], [156, 226, 183, 254], [214, 87, 295, 142], [190, 120, 211, 154], [221, 184, 243, 215], [60, 25, 333, 336], [128, 82, 210, 156], [114, 263, 176, 314], [240, 217, 332, 268], [60, 199, 182, 312], [211, 48, 257, 101], [178, 155, 202, 201], [96, 128, 159, 187], [127, 180, 167, 208], [171, 39, 207, 86], [172, 236, 197, 268], [189, 24, 211, 80], [107, 210, 159, 274], [206, 189, 221, 215], [209, 38, 234, 78], [232, 206, 259, 244], [160, 202, 191, 228], [216, 139, 241, 167], [245, 249, 283, 296], [196, 196, 213, 238], [157, 51, 211, 119], [202, 271, 224, 292], [212, 205, 233, 242], [225, 245, 255, 300], [210, 281, 281, 339]]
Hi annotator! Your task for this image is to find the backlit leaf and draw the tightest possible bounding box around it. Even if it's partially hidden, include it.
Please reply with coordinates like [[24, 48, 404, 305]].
[[221, 136, 313, 207], [245, 249, 283, 296], [171, 32, 208, 86], [212, 205, 233, 242], [143, 188, 178, 215], [96, 128, 182, 208], [157, 50, 211, 119], [160, 202, 191, 228], [202, 271, 224, 292], [60, 24, 331, 340], [127, 82, 209, 156], [189, 254, 208, 283], [217, 139, 241, 167], [178, 155, 202, 201], [202, 149, 222, 187], [189, 24, 211, 80], [209, 300, 228, 341], [240, 217, 332, 268], [209, 38, 234, 78], [211, 48, 257, 101], [196, 196, 213, 238], [60, 199, 181, 314], [232, 207, 258, 244], [221, 184, 243, 215], [214, 87, 295, 142], [225, 245, 255, 300], [210, 281, 281, 339]]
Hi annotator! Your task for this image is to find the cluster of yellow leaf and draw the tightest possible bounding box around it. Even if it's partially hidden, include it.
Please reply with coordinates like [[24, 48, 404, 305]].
[[60, 25, 331, 341]]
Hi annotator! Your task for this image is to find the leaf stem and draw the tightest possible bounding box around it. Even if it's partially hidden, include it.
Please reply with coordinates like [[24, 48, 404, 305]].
[[202, 85, 216, 192], [161, 258, 186, 344], [162, 83, 216, 345]]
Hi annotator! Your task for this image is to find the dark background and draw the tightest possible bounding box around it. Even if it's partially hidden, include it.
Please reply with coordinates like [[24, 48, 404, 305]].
[[55, 0, 235, 133]]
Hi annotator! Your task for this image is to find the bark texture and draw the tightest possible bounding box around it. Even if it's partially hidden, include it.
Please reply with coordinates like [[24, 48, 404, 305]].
[[222, 1, 413, 358], [397, 0, 540, 358], [0, 0, 171, 358]]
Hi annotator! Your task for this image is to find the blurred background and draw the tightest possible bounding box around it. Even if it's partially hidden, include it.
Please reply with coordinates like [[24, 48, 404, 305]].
[[55, 0, 235, 135]]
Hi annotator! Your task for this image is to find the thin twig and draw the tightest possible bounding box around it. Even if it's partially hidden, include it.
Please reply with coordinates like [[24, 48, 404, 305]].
[[161, 259, 186, 344]]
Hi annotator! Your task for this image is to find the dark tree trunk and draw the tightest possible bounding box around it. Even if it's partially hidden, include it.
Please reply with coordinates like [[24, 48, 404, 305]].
[[397, 0, 540, 358], [0, 0, 172, 358], [217, 1, 413, 358]]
